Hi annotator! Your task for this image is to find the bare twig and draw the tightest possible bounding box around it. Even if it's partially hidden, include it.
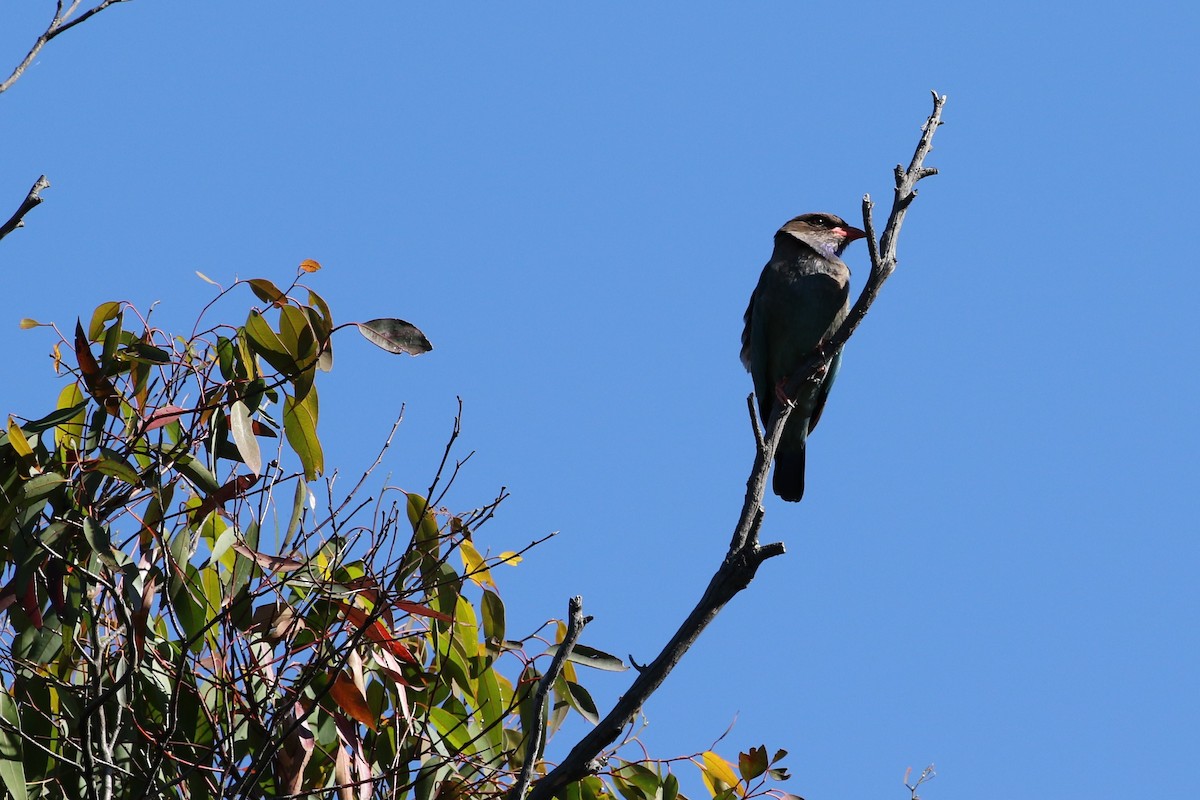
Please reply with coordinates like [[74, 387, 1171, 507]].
[[509, 596, 587, 800], [0, 175, 50, 242], [1, 2, 130, 243], [784, 90, 947, 402], [905, 764, 937, 799], [523, 93, 947, 800], [0, 0, 131, 96]]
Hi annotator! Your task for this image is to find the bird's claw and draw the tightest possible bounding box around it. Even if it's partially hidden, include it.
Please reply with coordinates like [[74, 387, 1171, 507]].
[[774, 379, 795, 408]]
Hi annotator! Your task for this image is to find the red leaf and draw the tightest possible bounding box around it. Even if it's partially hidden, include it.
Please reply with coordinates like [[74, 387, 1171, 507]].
[[394, 599, 453, 622], [333, 600, 421, 665], [143, 405, 187, 432]]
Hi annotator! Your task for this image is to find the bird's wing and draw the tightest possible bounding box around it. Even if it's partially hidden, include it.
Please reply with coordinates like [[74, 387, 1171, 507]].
[[805, 270, 849, 432], [739, 287, 756, 371], [742, 265, 778, 423], [807, 348, 842, 433]]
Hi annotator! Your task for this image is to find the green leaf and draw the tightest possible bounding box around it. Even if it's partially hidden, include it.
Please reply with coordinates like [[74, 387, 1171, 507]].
[[88, 301, 122, 341], [245, 310, 299, 376], [83, 516, 119, 568], [516, 665, 546, 760], [623, 763, 662, 799], [229, 400, 262, 475], [92, 456, 141, 485], [546, 643, 628, 672], [356, 318, 433, 356], [428, 706, 472, 755], [21, 472, 66, 503], [283, 391, 322, 480], [279, 305, 318, 366], [216, 336, 236, 381], [0, 690, 27, 800], [174, 454, 221, 494], [307, 289, 333, 329], [662, 773, 680, 800], [480, 589, 505, 644], [405, 493, 440, 549], [210, 525, 237, 568], [120, 342, 172, 364], [303, 305, 334, 372], [52, 384, 87, 449], [247, 278, 286, 305], [564, 680, 599, 725], [738, 746, 768, 781], [23, 400, 89, 433], [475, 664, 507, 759], [282, 478, 308, 549]]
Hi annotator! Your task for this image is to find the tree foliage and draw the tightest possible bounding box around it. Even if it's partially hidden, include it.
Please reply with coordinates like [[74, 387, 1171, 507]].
[[0, 269, 792, 800]]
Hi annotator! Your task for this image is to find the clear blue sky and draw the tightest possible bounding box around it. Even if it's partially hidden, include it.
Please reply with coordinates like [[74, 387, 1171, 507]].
[[1, 3, 1196, 799]]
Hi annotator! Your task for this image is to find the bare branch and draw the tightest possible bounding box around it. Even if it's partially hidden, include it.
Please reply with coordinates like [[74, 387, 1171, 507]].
[[1, 2, 130, 243], [0, 175, 51, 242], [905, 764, 937, 799], [783, 91, 947, 401], [0, 1, 130, 96], [509, 596, 587, 800], [524, 92, 947, 800]]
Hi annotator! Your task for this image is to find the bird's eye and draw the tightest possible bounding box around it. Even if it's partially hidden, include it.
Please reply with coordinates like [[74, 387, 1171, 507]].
[[813, 216, 829, 227]]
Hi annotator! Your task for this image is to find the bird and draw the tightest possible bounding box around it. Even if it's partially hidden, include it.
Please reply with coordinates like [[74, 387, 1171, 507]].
[[740, 212, 865, 502]]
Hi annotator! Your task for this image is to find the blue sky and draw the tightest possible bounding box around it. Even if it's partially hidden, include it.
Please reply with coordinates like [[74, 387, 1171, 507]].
[[1, 3, 1196, 799]]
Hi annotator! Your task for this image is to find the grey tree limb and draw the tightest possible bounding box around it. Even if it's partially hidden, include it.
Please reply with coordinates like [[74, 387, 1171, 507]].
[[782, 90, 947, 404], [0, 0, 131, 96], [0, 175, 50, 242], [1, 3, 130, 243], [509, 596, 587, 800], [523, 91, 947, 800]]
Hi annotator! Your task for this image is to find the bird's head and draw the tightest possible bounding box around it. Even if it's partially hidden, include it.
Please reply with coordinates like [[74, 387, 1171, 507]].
[[777, 212, 866, 258]]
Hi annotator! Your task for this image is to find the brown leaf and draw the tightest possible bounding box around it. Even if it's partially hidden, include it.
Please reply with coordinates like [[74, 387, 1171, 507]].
[[275, 702, 315, 796], [356, 318, 432, 356], [329, 671, 378, 731], [74, 320, 120, 414], [194, 474, 259, 518]]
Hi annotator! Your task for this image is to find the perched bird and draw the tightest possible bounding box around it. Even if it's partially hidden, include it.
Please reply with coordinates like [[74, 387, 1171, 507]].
[[740, 212, 865, 501]]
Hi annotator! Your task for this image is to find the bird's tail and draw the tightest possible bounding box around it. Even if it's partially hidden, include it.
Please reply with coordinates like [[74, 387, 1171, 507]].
[[772, 446, 806, 502]]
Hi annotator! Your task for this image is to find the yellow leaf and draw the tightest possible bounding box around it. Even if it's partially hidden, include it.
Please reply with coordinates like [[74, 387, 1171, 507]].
[[459, 539, 496, 589], [6, 417, 33, 458], [298, 259, 321, 273], [496, 551, 523, 566], [701, 751, 740, 793], [18, 318, 39, 329]]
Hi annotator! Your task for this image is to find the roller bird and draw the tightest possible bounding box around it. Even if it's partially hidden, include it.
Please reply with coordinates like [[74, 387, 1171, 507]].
[[740, 212, 865, 501]]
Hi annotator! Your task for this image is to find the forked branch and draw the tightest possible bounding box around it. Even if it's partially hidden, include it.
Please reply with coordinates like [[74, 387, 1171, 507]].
[[523, 91, 947, 800]]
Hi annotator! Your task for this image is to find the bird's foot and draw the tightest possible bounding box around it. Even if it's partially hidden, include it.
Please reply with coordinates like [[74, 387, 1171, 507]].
[[774, 379, 795, 408]]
